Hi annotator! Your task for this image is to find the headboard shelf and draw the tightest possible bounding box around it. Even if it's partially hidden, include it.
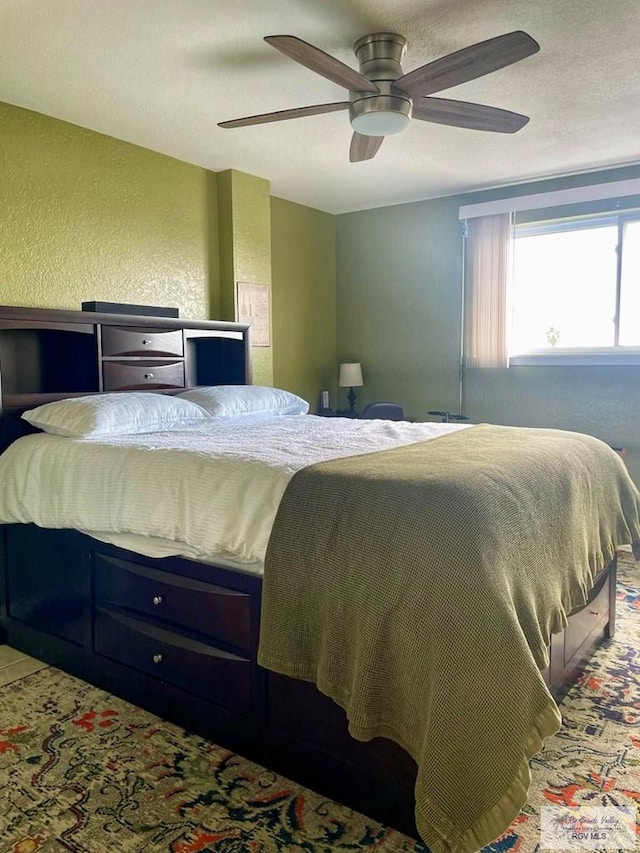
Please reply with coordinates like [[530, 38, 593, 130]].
[[0, 306, 252, 414], [0, 326, 99, 396]]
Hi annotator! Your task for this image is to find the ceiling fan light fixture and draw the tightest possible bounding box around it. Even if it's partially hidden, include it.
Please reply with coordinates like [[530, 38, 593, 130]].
[[349, 95, 412, 137], [351, 109, 410, 136]]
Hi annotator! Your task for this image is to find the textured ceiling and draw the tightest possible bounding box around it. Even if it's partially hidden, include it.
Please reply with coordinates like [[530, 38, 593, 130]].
[[1, 0, 639, 214]]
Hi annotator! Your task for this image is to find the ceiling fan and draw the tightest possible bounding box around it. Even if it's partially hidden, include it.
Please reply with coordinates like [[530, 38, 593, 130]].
[[218, 30, 540, 162]]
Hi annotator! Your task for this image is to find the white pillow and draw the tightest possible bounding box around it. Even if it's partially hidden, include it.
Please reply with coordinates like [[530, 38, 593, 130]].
[[178, 385, 309, 418], [22, 392, 209, 437]]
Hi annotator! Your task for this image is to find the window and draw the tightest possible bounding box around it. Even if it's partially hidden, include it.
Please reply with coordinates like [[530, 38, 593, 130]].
[[510, 212, 640, 363]]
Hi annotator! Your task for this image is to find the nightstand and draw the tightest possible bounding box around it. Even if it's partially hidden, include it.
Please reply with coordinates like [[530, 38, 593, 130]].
[[319, 409, 358, 418]]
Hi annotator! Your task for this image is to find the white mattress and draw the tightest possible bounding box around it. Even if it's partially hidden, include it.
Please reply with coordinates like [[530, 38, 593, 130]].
[[0, 414, 470, 572]]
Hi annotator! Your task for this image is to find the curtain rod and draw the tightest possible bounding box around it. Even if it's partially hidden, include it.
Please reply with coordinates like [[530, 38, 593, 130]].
[[458, 177, 640, 221]]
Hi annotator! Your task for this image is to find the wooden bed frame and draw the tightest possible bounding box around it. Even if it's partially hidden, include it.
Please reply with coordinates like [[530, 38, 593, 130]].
[[0, 305, 618, 840]]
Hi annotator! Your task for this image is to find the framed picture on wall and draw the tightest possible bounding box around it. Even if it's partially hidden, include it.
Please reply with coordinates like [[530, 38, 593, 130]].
[[236, 282, 270, 347]]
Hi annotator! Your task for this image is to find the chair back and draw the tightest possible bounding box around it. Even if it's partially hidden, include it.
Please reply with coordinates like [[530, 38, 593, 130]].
[[360, 402, 404, 421]]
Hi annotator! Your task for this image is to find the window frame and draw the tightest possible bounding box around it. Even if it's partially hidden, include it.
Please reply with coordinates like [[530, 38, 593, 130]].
[[509, 209, 640, 365]]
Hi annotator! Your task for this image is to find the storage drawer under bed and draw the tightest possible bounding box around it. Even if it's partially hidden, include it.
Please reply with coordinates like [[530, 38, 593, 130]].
[[93, 553, 252, 652], [94, 606, 252, 713], [544, 561, 614, 693], [563, 568, 611, 663]]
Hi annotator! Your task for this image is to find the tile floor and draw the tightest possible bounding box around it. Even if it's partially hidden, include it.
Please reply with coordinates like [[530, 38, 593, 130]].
[[0, 644, 47, 687]]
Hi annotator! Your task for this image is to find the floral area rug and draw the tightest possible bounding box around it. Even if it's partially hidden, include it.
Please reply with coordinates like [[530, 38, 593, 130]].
[[487, 550, 640, 853], [0, 551, 639, 853]]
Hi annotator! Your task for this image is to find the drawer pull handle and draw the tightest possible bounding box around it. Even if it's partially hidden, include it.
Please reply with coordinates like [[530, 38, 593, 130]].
[[152, 595, 163, 606], [152, 653, 163, 664], [144, 372, 154, 380], [142, 339, 152, 346]]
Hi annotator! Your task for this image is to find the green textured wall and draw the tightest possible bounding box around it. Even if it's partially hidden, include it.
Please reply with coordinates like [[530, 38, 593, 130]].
[[0, 101, 215, 318], [336, 165, 640, 483], [1, 102, 338, 398], [337, 196, 463, 418], [271, 197, 337, 410], [217, 170, 273, 386]]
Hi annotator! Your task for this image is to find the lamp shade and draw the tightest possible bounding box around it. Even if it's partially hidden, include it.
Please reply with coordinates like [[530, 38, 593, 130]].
[[339, 362, 363, 387]]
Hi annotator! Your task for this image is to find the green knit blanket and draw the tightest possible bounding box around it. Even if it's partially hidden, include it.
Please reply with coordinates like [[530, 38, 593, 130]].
[[258, 424, 640, 853]]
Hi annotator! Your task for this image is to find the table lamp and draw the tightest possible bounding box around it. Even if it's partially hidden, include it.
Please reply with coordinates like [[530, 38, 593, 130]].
[[339, 362, 364, 417]]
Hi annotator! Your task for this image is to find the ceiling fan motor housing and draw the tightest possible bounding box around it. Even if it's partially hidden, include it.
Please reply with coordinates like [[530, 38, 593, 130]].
[[350, 33, 412, 136], [353, 32, 407, 78]]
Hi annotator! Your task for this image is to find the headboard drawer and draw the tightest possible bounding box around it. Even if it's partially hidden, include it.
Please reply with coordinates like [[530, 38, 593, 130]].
[[102, 326, 184, 357], [102, 360, 185, 390]]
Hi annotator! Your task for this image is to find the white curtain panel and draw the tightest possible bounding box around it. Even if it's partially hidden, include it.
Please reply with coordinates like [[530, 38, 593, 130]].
[[463, 212, 513, 368]]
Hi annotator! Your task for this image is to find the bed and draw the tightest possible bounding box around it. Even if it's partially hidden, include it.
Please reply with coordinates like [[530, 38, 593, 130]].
[[0, 305, 639, 853]]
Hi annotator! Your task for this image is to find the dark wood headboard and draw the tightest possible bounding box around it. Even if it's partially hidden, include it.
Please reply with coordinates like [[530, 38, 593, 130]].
[[0, 305, 252, 451]]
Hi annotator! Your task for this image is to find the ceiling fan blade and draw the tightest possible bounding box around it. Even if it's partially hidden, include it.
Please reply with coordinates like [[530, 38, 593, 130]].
[[394, 31, 540, 97], [412, 97, 529, 133], [265, 35, 379, 93], [218, 101, 349, 129], [349, 132, 384, 162]]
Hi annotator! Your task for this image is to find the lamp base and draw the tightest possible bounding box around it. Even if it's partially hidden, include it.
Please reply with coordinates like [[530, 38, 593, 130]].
[[347, 386, 358, 417]]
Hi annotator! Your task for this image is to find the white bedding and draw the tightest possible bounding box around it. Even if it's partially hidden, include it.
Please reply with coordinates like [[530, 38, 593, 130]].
[[0, 414, 470, 571]]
